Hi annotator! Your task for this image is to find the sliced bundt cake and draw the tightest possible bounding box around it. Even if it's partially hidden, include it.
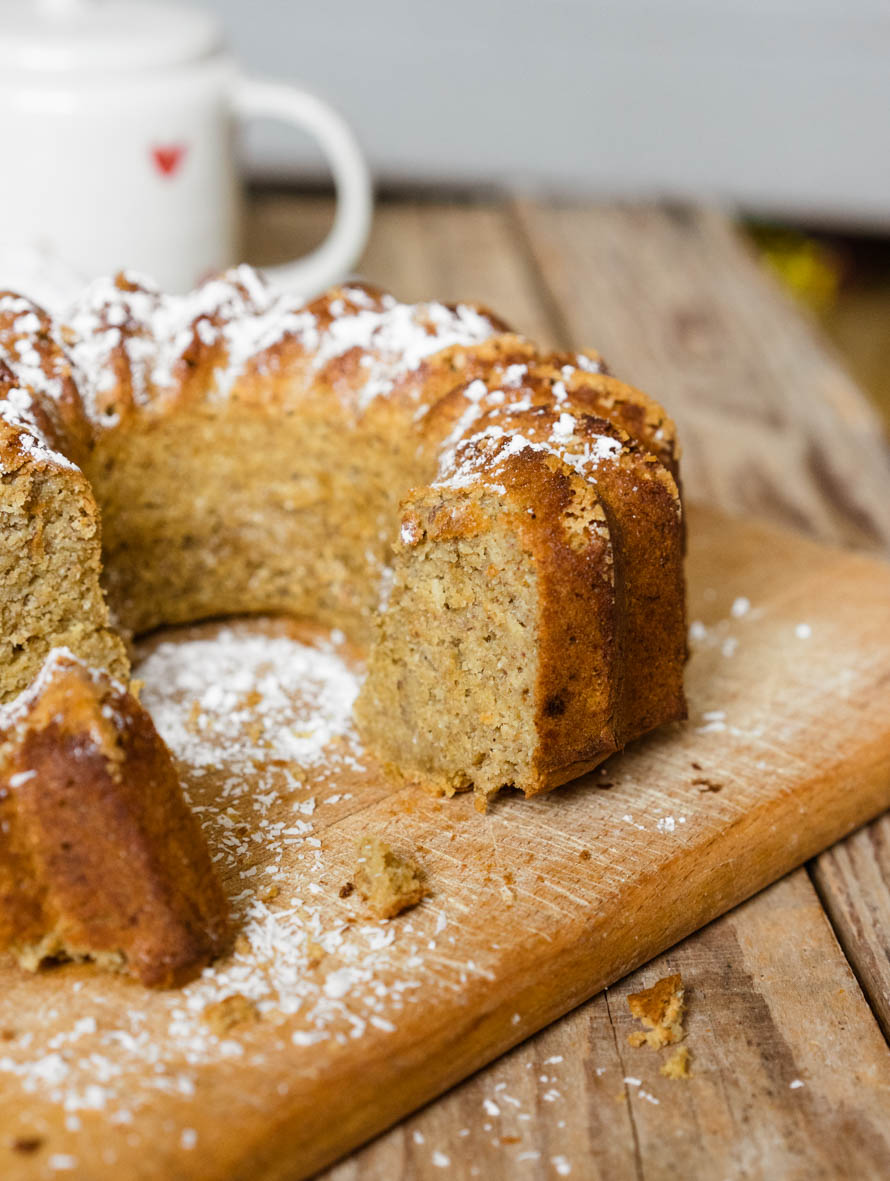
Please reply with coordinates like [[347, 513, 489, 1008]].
[[0, 266, 685, 984]]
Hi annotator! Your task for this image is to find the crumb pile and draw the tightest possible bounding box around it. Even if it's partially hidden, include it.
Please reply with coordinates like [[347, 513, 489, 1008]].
[[351, 836, 426, 920], [661, 1045, 692, 1079], [627, 972, 693, 1080], [627, 972, 686, 1049]]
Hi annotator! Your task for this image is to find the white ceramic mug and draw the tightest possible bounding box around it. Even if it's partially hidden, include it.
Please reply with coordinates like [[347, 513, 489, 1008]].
[[0, 0, 373, 297]]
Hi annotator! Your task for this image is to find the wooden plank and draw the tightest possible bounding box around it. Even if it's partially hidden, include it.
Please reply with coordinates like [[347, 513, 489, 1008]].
[[325, 870, 890, 1181], [244, 192, 559, 345], [513, 197, 890, 1064], [341, 198, 890, 1176], [3, 508, 890, 1180], [243, 190, 335, 273], [511, 200, 890, 551], [243, 195, 890, 1176], [811, 834, 890, 1040]]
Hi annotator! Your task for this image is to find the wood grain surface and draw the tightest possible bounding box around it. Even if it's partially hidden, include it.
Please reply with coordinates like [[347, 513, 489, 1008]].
[[328, 871, 890, 1181], [2, 508, 890, 1181], [285, 195, 890, 1178], [2, 197, 888, 1181]]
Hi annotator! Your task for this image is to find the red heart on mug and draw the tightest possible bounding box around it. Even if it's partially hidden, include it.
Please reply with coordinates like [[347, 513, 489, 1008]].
[[151, 144, 188, 177]]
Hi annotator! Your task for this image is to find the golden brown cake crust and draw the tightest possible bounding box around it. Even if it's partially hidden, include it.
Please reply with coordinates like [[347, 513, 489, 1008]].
[[358, 341, 685, 798], [0, 653, 230, 987]]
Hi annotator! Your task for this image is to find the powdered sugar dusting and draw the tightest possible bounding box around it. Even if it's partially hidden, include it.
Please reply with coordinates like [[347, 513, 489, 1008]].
[[0, 299, 70, 410], [312, 299, 497, 411], [0, 292, 78, 471], [65, 266, 316, 421], [63, 266, 499, 426], [0, 383, 76, 472], [434, 419, 624, 494], [575, 352, 603, 374], [0, 265, 636, 522], [138, 627, 360, 774], [0, 647, 129, 731], [0, 620, 441, 1138]]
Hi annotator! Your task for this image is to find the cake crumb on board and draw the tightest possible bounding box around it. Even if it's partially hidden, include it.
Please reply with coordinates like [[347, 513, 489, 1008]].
[[627, 972, 686, 1049], [12, 1137, 44, 1155], [352, 836, 426, 919], [660, 1044, 693, 1079], [202, 993, 260, 1035]]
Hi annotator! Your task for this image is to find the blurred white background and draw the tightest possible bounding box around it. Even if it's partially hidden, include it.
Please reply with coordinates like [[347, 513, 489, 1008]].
[[196, 0, 890, 227]]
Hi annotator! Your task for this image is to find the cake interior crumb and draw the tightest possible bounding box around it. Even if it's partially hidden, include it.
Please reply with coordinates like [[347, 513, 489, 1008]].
[[201, 993, 260, 1036], [353, 836, 426, 919], [627, 972, 686, 1049], [660, 1044, 692, 1079]]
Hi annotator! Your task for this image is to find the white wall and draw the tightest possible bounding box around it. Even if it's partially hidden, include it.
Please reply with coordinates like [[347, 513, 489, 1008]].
[[200, 0, 890, 226]]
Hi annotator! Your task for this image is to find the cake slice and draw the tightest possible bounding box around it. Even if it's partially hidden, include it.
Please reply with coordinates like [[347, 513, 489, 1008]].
[[356, 375, 686, 803], [0, 295, 128, 703], [355, 436, 622, 802], [0, 650, 229, 987]]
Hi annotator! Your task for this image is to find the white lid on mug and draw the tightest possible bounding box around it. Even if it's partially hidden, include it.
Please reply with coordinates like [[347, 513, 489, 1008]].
[[3, 0, 223, 74]]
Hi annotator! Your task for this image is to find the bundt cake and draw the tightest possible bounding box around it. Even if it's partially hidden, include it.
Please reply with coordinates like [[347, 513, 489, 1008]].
[[0, 266, 686, 985]]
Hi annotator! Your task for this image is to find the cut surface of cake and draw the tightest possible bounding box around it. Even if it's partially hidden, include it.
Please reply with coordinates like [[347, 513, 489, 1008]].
[[356, 364, 685, 801], [0, 266, 686, 983], [0, 296, 127, 703]]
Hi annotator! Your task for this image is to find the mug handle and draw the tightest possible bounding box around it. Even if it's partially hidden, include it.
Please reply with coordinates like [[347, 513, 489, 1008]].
[[234, 77, 373, 295]]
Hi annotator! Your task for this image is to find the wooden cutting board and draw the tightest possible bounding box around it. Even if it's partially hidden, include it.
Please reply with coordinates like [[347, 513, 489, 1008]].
[[2, 505, 890, 1181]]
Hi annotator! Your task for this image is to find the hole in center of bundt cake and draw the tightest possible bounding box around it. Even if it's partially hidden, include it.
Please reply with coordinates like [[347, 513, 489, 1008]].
[[85, 406, 429, 645]]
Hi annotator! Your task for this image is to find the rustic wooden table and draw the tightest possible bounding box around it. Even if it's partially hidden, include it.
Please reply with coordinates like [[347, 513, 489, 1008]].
[[246, 195, 890, 1180]]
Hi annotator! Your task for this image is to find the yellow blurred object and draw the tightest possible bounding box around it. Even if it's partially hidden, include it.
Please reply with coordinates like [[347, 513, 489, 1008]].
[[747, 227, 840, 313], [746, 222, 890, 433]]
